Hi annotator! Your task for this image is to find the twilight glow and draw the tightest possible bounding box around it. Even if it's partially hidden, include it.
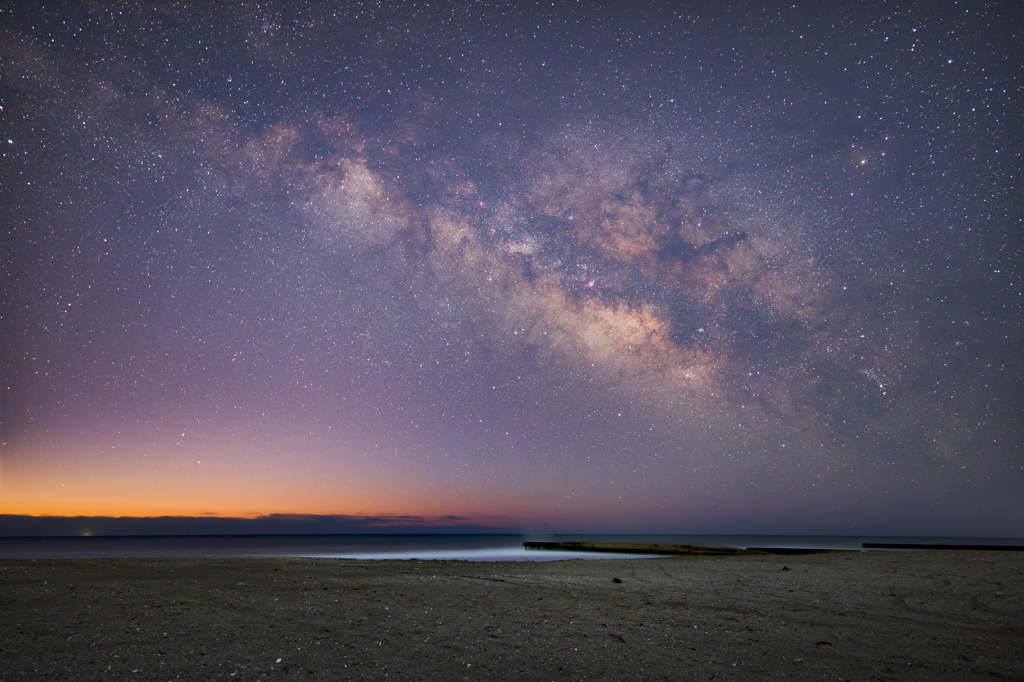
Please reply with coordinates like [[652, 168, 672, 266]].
[[1, 1, 1020, 535]]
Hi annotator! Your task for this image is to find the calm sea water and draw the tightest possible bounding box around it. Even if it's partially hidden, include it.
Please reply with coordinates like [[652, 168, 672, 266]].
[[1, 534, 1019, 561]]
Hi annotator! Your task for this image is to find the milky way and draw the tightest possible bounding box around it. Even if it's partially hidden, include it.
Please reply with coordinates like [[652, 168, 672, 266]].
[[1, 2, 1020, 534]]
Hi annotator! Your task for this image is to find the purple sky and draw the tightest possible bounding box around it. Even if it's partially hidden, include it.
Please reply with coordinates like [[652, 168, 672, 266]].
[[1, 1, 1020, 536]]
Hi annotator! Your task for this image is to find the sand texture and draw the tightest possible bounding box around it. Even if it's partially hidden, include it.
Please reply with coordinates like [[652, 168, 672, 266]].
[[1, 550, 1021, 680]]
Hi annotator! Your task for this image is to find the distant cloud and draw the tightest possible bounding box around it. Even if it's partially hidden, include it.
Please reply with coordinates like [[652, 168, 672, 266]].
[[0, 514, 523, 537]]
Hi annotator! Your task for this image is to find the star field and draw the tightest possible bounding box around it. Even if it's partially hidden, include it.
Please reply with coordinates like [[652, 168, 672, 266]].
[[1, 1, 1020, 534]]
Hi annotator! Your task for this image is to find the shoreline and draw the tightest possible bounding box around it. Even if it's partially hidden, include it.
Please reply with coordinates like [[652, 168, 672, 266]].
[[2, 551, 1021, 680]]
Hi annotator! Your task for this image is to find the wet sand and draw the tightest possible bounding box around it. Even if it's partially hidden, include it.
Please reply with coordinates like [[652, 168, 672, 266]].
[[1, 550, 1021, 680]]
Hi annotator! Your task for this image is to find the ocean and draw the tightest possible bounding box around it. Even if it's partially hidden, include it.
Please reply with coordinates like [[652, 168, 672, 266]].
[[1, 534, 1020, 561]]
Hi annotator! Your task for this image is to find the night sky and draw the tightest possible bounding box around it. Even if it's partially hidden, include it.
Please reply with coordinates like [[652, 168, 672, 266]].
[[1, 1, 1020, 536]]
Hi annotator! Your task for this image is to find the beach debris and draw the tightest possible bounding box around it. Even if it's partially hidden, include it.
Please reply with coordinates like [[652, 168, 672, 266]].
[[612, 577, 623, 583], [782, 566, 791, 571], [815, 641, 832, 647]]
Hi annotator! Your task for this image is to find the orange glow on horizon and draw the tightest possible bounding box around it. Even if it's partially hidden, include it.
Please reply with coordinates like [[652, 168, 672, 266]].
[[0, 438, 562, 524]]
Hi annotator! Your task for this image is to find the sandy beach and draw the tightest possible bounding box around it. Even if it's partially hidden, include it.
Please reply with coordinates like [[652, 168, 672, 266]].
[[2, 550, 1021, 680]]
